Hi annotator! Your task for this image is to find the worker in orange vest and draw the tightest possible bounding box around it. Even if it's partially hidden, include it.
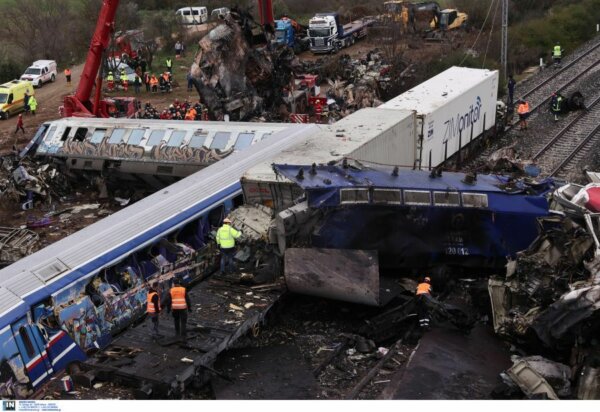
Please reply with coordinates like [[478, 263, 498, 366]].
[[517, 99, 530, 131], [185, 107, 197, 121], [150, 74, 159, 93], [64, 67, 72, 85], [415, 277, 432, 328], [146, 282, 161, 338], [165, 277, 191, 340]]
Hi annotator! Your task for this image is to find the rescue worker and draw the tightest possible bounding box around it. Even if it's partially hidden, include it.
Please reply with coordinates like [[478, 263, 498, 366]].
[[507, 74, 516, 107], [553, 42, 563, 65], [184, 106, 196, 121], [551, 92, 563, 121], [23, 90, 30, 114], [216, 217, 242, 274], [165, 277, 191, 340], [133, 75, 141, 94], [165, 57, 173, 72], [517, 99, 530, 131], [120, 69, 128, 92], [147, 282, 161, 338], [107, 71, 115, 92], [64, 67, 72, 85], [15, 114, 24, 134], [415, 277, 432, 328], [28, 95, 38, 116], [150, 74, 159, 93]]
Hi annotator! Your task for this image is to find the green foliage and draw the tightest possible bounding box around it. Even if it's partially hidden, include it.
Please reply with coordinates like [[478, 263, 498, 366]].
[[0, 59, 23, 81]]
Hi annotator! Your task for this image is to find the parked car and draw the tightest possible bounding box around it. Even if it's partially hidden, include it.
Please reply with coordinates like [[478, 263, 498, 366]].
[[0, 80, 34, 119], [20, 60, 57, 88], [175, 7, 208, 24]]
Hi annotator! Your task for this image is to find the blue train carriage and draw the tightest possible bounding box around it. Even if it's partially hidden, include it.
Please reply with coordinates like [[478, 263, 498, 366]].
[[0, 192, 245, 398], [0, 123, 317, 397], [273, 163, 556, 273]]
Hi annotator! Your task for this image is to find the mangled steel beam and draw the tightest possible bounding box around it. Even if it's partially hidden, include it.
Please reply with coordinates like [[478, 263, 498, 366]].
[[0, 227, 39, 267], [284, 248, 380, 306], [506, 359, 559, 400]]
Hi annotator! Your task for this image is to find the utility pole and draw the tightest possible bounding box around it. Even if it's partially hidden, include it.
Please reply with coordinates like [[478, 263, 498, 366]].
[[501, 0, 508, 80]]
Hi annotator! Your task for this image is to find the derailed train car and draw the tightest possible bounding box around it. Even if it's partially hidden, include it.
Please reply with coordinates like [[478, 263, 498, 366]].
[[0, 123, 317, 397], [20, 118, 290, 184]]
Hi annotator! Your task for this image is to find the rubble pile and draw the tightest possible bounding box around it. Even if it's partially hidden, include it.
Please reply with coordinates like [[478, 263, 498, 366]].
[[489, 211, 600, 399], [190, 14, 298, 121]]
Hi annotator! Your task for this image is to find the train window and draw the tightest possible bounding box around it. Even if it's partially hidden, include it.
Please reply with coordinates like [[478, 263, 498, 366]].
[[73, 128, 88, 142], [234, 133, 255, 150], [167, 131, 186, 147], [210, 132, 231, 150], [208, 205, 224, 227], [404, 190, 431, 206], [18, 326, 35, 357], [462, 193, 488, 208], [189, 131, 208, 148], [108, 128, 127, 144], [126, 129, 145, 145], [340, 188, 369, 204], [434, 191, 460, 207], [372, 189, 402, 205], [90, 129, 107, 144], [60, 127, 71, 141], [147, 130, 166, 146]]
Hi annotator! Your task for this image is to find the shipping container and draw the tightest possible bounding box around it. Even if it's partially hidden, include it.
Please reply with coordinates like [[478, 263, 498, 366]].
[[242, 108, 416, 210], [380, 66, 499, 170]]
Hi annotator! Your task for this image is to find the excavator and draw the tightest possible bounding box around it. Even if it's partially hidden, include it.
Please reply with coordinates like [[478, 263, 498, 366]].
[[63, 0, 275, 118], [382, 1, 468, 33]]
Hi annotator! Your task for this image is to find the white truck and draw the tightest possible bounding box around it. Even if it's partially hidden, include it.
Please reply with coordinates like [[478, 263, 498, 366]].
[[20, 60, 57, 88], [308, 13, 374, 54]]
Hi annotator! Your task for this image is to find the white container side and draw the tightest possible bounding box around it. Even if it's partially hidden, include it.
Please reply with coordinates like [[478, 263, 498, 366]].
[[380, 66, 499, 170], [242, 108, 416, 186]]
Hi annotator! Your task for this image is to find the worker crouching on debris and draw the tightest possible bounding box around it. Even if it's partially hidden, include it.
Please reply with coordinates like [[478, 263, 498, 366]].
[[517, 99, 530, 131], [165, 277, 191, 340], [147, 282, 161, 338], [216, 217, 242, 274], [416, 277, 432, 328]]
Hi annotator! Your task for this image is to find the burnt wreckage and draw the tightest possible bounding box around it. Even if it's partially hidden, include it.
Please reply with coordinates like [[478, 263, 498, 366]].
[[189, 12, 298, 120]]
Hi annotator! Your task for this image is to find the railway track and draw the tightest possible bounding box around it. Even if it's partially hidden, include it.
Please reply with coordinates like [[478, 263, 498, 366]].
[[465, 36, 600, 169]]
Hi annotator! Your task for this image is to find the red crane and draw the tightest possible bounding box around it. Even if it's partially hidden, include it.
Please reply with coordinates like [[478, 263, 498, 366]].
[[257, 0, 274, 26], [62, 0, 137, 118]]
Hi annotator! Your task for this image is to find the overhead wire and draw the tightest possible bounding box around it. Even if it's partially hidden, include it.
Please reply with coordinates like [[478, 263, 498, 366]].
[[460, 0, 497, 66], [482, 0, 501, 68]]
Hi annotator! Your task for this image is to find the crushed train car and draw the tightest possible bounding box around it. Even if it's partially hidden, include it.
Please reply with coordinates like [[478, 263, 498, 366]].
[[20, 118, 290, 185]]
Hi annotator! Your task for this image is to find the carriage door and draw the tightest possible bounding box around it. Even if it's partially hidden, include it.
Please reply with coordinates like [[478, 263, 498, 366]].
[[11, 317, 53, 389]]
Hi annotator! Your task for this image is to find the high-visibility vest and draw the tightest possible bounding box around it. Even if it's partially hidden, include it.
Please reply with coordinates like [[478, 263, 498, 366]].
[[416, 282, 431, 295], [170, 286, 187, 310], [64, 69, 71, 76], [553, 45, 562, 57], [216, 224, 241, 249], [28, 97, 37, 111], [552, 96, 563, 112], [150, 76, 158, 86], [166, 58, 172, 68], [147, 291, 160, 313], [517, 102, 530, 115], [107, 74, 114, 81]]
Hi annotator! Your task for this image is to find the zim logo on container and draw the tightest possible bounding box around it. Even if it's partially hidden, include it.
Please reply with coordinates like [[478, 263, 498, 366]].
[[2, 401, 16, 411], [443, 96, 483, 143]]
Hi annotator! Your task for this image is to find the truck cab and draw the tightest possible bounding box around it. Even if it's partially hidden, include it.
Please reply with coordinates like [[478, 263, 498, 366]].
[[275, 19, 295, 47], [308, 13, 342, 54], [436, 9, 468, 30], [20, 60, 57, 88]]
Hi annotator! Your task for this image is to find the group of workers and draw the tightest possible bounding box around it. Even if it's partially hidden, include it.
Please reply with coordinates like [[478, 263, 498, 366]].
[[146, 217, 242, 340], [134, 100, 209, 121]]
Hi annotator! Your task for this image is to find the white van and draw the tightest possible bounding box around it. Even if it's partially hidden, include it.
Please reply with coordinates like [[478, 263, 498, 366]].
[[175, 7, 208, 24], [20, 60, 57, 88]]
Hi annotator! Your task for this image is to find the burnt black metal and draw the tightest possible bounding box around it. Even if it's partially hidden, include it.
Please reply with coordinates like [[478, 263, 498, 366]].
[[83, 273, 286, 397]]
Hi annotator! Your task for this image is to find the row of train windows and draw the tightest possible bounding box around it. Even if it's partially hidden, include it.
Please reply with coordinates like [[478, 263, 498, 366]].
[[339, 188, 489, 208], [59, 127, 265, 151]]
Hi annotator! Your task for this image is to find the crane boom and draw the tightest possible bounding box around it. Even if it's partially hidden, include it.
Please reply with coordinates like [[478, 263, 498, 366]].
[[64, 0, 120, 117], [257, 0, 274, 26]]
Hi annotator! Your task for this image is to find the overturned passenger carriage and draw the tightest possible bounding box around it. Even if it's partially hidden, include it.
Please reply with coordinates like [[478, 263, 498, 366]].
[[21, 118, 290, 185]]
